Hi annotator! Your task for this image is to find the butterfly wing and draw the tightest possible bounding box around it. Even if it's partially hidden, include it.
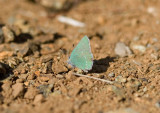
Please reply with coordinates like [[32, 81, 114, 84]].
[[69, 36, 93, 71]]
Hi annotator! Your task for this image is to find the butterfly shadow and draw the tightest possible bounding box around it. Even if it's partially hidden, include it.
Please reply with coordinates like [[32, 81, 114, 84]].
[[89, 56, 115, 73]]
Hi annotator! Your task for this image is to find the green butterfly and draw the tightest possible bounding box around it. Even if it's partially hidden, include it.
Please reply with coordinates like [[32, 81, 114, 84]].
[[68, 36, 93, 72]]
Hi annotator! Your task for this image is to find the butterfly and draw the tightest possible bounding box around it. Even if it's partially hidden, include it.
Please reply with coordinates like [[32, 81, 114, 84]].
[[68, 36, 93, 72]]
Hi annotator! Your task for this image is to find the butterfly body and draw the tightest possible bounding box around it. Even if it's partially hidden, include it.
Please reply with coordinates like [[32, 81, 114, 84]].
[[68, 36, 93, 72]]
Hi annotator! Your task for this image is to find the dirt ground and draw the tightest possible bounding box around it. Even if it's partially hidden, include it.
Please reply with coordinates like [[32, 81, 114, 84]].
[[0, 0, 160, 113]]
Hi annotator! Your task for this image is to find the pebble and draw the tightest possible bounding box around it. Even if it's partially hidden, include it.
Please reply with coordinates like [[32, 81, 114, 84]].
[[155, 101, 160, 108], [108, 72, 115, 77], [126, 79, 142, 91], [2, 26, 15, 43], [150, 53, 159, 60], [131, 44, 146, 53], [19, 74, 28, 80], [65, 71, 76, 80], [115, 75, 127, 83], [40, 55, 53, 63], [24, 87, 38, 99], [18, 44, 30, 57], [12, 83, 25, 98], [39, 0, 73, 11], [114, 42, 132, 57], [8, 57, 21, 68], [143, 87, 147, 92], [33, 94, 44, 104], [111, 86, 125, 100], [39, 76, 50, 82], [52, 57, 68, 74], [37, 84, 54, 97], [2, 81, 12, 92]]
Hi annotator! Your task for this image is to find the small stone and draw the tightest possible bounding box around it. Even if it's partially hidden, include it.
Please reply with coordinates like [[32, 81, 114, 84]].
[[2, 81, 12, 92], [114, 42, 132, 57], [39, 76, 50, 82], [2, 26, 15, 43], [150, 53, 159, 60], [8, 57, 21, 68], [37, 84, 54, 97], [126, 79, 142, 91], [108, 72, 115, 77], [39, 0, 73, 11], [111, 86, 125, 100], [19, 74, 28, 80], [40, 55, 53, 63], [56, 74, 64, 79], [155, 101, 160, 108], [115, 75, 127, 83], [65, 71, 74, 80], [12, 83, 25, 98], [16, 78, 24, 83], [33, 94, 44, 104], [24, 87, 38, 99], [27, 73, 35, 80], [131, 44, 146, 53], [0, 51, 13, 60], [35, 71, 40, 77], [18, 44, 30, 57], [143, 87, 147, 92], [52, 56, 68, 74]]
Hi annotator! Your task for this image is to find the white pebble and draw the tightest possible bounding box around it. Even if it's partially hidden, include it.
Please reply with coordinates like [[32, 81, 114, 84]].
[[114, 42, 132, 57]]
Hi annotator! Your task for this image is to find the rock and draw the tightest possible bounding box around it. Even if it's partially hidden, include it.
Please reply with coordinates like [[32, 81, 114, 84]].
[[41, 62, 52, 74], [40, 55, 53, 63], [19, 74, 28, 80], [108, 72, 115, 77], [65, 71, 76, 80], [107, 108, 139, 113], [52, 56, 68, 74], [33, 94, 44, 104], [34, 34, 54, 44], [2, 81, 12, 92], [18, 44, 30, 57], [37, 84, 54, 97], [24, 87, 38, 99], [8, 57, 21, 68], [16, 78, 24, 83], [38, 0, 74, 11], [12, 83, 25, 98], [126, 78, 142, 91], [131, 44, 146, 53], [39, 76, 50, 82], [155, 101, 160, 108], [114, 42, 132, 57], [27, 73, 35, 80], [111, 86, 125, 100], [56, 74, 64, 79], [2, 26, 15, 43], [115, 75, 127, 83]]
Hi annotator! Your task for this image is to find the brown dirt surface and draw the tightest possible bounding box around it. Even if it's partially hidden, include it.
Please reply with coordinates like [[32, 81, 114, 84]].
[[0, 0, 160, 113]]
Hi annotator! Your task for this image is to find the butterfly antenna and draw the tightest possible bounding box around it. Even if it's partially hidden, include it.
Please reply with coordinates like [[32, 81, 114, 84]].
[[73, 73, 113, 84]]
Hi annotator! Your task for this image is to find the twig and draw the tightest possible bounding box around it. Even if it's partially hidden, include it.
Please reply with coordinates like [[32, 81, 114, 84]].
[[73, 73, 113, 84]]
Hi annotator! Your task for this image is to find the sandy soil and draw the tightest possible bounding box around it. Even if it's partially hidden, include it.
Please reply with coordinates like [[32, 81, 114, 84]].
[[0, 0, 160, 113]]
